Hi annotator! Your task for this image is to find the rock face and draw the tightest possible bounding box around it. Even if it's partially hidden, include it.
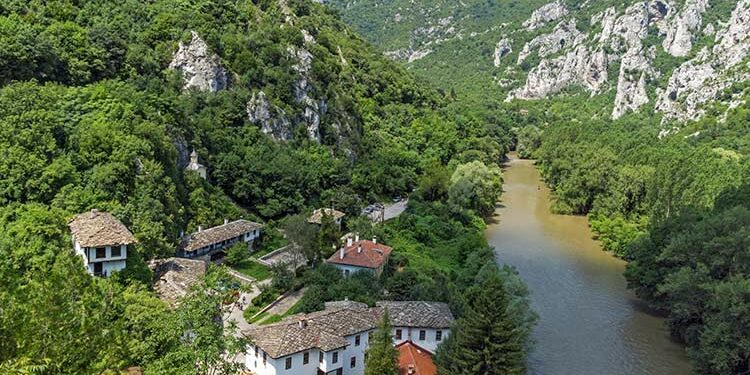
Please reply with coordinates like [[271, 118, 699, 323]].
[[169, 31, 228, 92], [656, 0, 750, 122], [517, 19, 585, 64], [493, 38, 512, 67], [506, 0, 750, 121], [523, 0, 568, 30], [662, 0, 708, 57], [247, 91, 293, 141], [247, 30, 329, 142]]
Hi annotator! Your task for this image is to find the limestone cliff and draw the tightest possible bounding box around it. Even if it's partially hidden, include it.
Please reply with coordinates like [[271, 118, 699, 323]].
[[169, 32, 228, 92]]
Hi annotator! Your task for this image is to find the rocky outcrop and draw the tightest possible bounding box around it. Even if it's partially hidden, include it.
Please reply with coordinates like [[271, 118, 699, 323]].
[[247, 91, 293, 141], [517, 19, 584, 64], [509, 45, 608, 100], [494, 38, 512, 67], [288, 45, 322, 142], [523, 1, 568, 30], [662, 0, 708, 57], [169, 31, 228, 92], [656, 0, 750, 122]]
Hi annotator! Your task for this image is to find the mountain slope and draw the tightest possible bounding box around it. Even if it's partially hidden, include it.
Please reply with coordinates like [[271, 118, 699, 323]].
[[328, 0, 750, 125]]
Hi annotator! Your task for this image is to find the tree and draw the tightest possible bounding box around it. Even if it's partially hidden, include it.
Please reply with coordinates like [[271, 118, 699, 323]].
[[364, 310, 399, 375], [448, 161, 503, 217], [282, 214, 318, 265], [435, 273, 526, 375], [224, 242, 249, 266]]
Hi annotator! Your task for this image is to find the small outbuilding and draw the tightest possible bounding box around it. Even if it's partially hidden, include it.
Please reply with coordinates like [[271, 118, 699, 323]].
[[308, 208, 345, 227], [68, 209, 136, 277]]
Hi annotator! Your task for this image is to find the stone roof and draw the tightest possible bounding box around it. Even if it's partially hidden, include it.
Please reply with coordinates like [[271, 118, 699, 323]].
[[244, 300, 454, 359], [307, 208, 345, 224], [149, 257, 207, 307], [397, 341, 436, 375], [244, 303, 379, 358], [180, 220, 262, 252], [68, 209, 136, 248], [376, 301, 454, 329], [326, 239, 392, 269]]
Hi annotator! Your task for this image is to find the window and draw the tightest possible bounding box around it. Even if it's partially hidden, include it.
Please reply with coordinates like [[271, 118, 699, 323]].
[[303, 351, 309, 364], [436, 330, 443, 341], [350, 356, 356, 368], [332, 351, 338, 364], [95, 247, 106, 259], [319, 351, 324, 363], [254, 345, 259, 357], [355, 335, 360, 346], [419, 330, 426, 341], [285, 357, 292, 370], [344, 269, 350, 277], [395, 329, 402, 340], [263, 353, 267, 365], [254, 361, 257, 368], [111, 246, 121, 257]]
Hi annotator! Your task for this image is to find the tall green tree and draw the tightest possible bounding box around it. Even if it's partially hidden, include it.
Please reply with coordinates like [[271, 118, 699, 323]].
[[435, 273, 526, 375], [364, 310, 399, 375]]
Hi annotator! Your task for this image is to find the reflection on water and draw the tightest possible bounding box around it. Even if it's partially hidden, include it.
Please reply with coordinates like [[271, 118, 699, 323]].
[[486, 156, 691, 375]]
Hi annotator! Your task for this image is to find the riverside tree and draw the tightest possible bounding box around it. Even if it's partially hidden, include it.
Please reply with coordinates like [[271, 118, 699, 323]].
[[435, 273, 526, 375]]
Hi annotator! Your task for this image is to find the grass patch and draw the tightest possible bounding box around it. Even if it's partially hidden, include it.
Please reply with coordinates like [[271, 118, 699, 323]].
[[253, 229, 289, 258], [246, 311, 268, 324], [259, 314, 283, 325], [233, 260, 272, 280]]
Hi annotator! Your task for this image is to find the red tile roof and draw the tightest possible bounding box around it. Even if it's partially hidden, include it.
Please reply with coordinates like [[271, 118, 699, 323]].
[[397, 341, 437, 375], [326, 240, 392, 269]]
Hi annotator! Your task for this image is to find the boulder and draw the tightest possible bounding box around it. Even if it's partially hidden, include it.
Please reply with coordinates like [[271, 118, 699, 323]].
[[169, 31, 228, 92]]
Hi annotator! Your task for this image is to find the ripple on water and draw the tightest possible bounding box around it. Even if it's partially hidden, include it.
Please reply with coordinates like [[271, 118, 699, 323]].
[[488, 156, 691, 375]]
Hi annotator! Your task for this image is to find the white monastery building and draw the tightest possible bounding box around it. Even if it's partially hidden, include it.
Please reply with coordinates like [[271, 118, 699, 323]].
[[326, 236, 392, 277], [186, 150, 207, 179], [179, 219, 262, 259], [68, 209, 136, 277], [243, 300, 453, 375]]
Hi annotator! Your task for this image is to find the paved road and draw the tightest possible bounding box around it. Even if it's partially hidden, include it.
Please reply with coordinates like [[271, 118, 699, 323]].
[[367, 199, 408, 222]]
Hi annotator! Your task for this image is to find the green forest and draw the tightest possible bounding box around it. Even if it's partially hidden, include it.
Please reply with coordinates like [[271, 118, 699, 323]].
[[0, 0, 536, 374]]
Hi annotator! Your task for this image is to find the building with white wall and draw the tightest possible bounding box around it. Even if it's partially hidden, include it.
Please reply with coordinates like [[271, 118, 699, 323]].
[[243, 300, 453, 375], [308, 208, 345, 228], [186, 150, 207, 179], [68, 209, 137, 277], [179, 219, 262, 259], [326, 236, 392, 277]]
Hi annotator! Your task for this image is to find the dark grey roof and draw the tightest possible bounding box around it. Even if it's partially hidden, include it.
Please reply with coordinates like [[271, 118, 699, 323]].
[[244, 304, 379, 358], [180, 220, 262, 252], [243, 300, 454, 359], [68, 209, 136, 248], [376, 301, 454, 329]]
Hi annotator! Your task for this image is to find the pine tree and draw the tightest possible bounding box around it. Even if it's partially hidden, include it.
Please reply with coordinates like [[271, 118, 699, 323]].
[[436, 273, 526, 375], [365, 310, 399, 375]]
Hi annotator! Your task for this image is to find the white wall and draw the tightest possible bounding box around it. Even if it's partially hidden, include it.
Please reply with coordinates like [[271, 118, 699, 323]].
[[246, 346, 323, 375], [74, 241, 128, 277], [332, 264, 372, 278], [392, 327, 449, 353]]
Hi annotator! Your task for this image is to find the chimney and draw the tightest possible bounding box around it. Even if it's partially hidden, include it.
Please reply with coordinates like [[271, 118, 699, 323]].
[[357, 244, 362, 254], [298, 318, 307, 329], [355, 233, 359, 242], [224, 218, 228, 225], [340, 247, 345, 260], [372, 236, 377, 244], [198, 225, 203, 232], [347, 237, 353, 247], [408, 365, 415, 374]]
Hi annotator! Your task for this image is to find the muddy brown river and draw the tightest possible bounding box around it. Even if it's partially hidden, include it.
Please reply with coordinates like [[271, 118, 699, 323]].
[[486, 156, 691, 375]]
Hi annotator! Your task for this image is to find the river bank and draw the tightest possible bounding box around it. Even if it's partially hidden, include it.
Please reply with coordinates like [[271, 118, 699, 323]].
[[487, 155, 691, 375]]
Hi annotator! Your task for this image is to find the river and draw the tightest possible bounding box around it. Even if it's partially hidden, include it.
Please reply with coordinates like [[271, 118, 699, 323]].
[[486, 155, 691, 375]]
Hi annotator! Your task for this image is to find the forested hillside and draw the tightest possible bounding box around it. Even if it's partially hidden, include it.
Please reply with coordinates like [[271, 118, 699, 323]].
[[328, 0, 750, 373], [0, 0, 537, 373]]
